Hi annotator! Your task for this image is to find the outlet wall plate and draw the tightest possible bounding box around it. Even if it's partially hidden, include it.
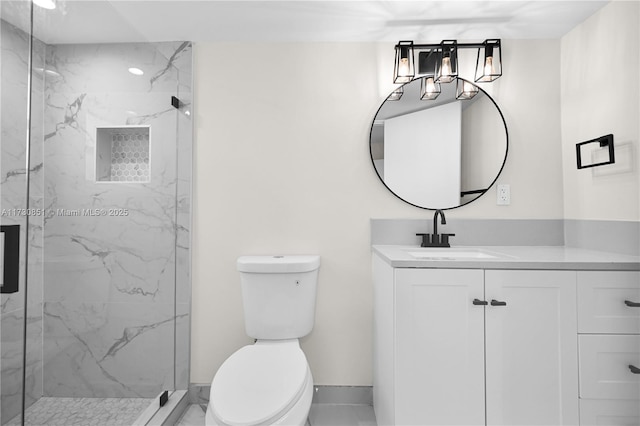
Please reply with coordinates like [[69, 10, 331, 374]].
[[497, 184, 510, 205]]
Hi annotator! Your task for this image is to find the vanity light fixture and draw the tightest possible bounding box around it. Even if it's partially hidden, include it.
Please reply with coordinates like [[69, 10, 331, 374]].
[[388, 86, 404, 101], [475, 39, 502, 82], [393, 41, 415, 84], [435, 40, 458, 83], [455, 79, 479, 100], [393, 39, 502, 99], [418, 50, 441, 100]]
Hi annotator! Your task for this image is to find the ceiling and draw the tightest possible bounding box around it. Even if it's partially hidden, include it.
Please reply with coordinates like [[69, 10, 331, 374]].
[[14, 0, 610, 44]]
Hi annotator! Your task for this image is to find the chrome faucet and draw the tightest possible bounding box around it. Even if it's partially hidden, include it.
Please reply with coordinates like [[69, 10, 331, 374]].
[[416, 209, 455, 247]]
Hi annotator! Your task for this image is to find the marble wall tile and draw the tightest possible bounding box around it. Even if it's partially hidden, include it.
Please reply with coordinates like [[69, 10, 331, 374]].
[[42, 301, 187, 397], [175, 303, 190, 389], [1, 305, 43, 424]]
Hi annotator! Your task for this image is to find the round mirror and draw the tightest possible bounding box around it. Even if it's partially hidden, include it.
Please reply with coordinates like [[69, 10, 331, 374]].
[[370, 77, 508, 210]]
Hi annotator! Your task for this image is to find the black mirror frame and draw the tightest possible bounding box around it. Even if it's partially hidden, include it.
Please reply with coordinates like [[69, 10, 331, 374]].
[[369, 77, 509, 211]]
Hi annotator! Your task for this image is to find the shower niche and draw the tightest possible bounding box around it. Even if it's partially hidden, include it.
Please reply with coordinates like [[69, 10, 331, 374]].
[[96, 126, 150, 182]]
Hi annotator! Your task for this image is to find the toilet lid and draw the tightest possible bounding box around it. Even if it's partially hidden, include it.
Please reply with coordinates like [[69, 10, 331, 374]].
[[210, 342, 309, 425]]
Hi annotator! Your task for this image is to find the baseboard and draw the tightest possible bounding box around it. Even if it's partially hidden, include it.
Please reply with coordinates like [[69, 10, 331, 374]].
[[311, 385, 373, 405], [188, 383, 373, 406]]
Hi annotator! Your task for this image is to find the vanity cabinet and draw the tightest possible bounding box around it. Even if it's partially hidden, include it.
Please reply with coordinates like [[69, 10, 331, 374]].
[[373, 254, 579, 426], [576, 271, 640, 425]]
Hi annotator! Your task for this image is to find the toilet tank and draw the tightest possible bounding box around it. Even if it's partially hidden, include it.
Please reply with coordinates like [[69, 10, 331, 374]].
[[237, 255, 320, 340]]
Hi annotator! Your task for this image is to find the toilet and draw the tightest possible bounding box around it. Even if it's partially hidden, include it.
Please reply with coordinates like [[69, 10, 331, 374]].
[[206, 255, 320, 426]]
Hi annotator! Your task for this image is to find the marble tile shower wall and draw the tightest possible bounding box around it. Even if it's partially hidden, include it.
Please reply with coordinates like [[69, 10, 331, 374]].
[[0, 19, 45, 423], [41, 41, 192, 397]]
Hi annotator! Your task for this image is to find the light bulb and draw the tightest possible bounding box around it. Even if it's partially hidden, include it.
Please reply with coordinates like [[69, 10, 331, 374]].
[[440, 57, 453, 82], [458, 81, 478, 99], [421, 77, 439, 100], [398, 57, 410, 77], [483, 56, 494, 81], [426, 79, 435, 93]]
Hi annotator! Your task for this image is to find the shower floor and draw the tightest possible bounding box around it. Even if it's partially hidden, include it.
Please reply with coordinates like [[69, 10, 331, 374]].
[[6, 396, 154, 426]]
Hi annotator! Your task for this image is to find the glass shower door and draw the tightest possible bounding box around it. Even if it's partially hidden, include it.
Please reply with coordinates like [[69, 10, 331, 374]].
[[1, 1, 42, 425], [2, 1, 192, 423]]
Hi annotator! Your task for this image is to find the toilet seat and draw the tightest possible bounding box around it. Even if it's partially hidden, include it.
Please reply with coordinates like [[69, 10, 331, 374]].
[[210, 340, 310, 426]]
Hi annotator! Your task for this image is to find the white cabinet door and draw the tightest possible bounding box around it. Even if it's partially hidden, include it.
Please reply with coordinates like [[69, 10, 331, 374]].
[[395, 268, 485, 426], [485, 270, 579, 426]]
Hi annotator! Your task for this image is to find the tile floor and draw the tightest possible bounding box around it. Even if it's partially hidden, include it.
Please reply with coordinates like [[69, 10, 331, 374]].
[[5, 397, 154, 426], [175, 403, 377, 426]]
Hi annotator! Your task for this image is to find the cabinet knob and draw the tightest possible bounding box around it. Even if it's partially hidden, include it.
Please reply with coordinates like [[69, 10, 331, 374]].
[[629, 365, 640, 374], [490, 299, 507, 306], [624, 300, 640, 307], [472, 299, 488, 306]]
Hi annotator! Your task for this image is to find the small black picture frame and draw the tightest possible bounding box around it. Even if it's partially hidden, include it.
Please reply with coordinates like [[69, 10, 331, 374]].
[[576, 134, 615, 169], [1, 224, 20, 294]]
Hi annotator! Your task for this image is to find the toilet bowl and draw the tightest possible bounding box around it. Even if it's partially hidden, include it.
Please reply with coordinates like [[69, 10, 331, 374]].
[[206, 340, 313, 426], [205, 255, 320, 426]]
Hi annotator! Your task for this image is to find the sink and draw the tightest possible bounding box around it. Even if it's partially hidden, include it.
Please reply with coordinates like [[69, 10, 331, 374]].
[[407, 249, 499, 260]]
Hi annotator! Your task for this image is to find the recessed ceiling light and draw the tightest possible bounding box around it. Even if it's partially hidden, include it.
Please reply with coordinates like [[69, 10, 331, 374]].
[[128, 67, 144, 76], [33, 0, 56, 10]]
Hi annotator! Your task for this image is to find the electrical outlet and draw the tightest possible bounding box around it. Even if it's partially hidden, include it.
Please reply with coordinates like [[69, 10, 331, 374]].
[[497, 184, 510, 205]]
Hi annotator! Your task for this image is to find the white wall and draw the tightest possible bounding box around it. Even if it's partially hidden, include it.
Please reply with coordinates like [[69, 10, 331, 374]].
[[561, 1, 640, 221], [191, 39, 564, 385]]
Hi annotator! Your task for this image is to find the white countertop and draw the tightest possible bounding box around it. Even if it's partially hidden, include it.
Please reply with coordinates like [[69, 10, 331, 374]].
[[372, 245, 640, 270]]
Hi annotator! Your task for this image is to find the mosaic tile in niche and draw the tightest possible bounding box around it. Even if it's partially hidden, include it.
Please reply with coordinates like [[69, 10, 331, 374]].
[[96, 126, 150, 183]]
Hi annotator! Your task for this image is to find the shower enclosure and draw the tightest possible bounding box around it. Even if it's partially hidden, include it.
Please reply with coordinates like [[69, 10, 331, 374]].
[[1, 1, 192, 424]]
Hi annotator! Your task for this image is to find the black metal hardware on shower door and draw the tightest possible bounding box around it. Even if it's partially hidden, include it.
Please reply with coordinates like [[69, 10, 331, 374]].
[[624, 300, 640, 307], [171, 96, 183, 109], [159, 390, 169, 407], [629, 365, 640, 374], [1, 224, 20, 294]]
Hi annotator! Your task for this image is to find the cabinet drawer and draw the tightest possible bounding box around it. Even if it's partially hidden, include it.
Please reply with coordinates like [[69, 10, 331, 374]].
[[577, 271, 640, 334], [579, 399, 640, 426], [578, 335, 640, 400]]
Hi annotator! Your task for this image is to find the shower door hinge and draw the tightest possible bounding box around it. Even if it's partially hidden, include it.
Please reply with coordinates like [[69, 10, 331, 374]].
[[171, 96, 183, 109], [159, 390, 169, 407]]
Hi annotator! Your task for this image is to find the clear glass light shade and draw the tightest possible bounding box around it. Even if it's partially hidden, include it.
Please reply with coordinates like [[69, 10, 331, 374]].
[[393, 41, 415, 84], [388, 86, 404, 101], [456, 79, 479, 100], [420, 77, 441, 100], [475, 39, 502, 82], [436, 40, 458, 83]]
